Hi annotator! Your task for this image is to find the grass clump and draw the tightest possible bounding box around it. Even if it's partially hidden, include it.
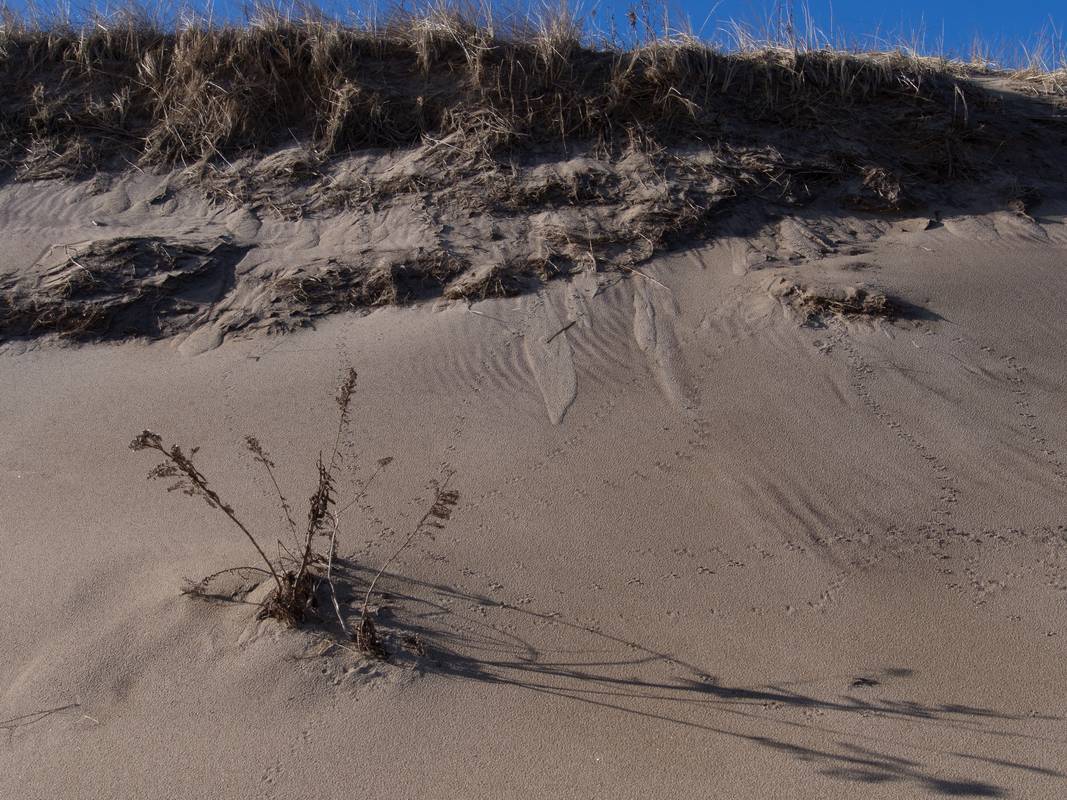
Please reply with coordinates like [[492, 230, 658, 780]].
[[0, 2, 1017, 180], [274, 251, 470, 312], [129, 367, 458, 656], [1, 237, 245, 341]]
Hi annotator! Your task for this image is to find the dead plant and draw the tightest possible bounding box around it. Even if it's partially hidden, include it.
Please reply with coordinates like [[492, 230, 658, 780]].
[[128, 368, 361, 624], [130, 366, 460, 660]]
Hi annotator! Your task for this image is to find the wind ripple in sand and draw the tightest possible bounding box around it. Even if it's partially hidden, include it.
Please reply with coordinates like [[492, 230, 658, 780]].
[[522, 292, 578, 424], [942, 211, 1059, 246], [632, 277, 688, 410]]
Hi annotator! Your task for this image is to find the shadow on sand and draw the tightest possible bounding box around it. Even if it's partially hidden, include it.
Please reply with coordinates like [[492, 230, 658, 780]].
[[321, 560, 1064, 798]]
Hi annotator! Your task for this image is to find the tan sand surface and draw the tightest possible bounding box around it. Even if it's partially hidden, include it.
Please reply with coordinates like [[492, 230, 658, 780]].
[[2, 194, 1066, 798]]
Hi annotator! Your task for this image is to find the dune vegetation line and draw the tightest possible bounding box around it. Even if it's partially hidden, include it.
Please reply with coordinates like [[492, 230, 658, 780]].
[[1, 0, 1064, 182]]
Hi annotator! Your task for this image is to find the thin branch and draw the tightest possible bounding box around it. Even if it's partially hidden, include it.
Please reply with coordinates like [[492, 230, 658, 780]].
[[296, 456, 333, 583], [334, 456, 393, 521], [325, 520, 348, 634], [130, 432, 285, 596], [245, 435, 300, 552], [321, 457, 392, 634], [359, 472, 458, 628]]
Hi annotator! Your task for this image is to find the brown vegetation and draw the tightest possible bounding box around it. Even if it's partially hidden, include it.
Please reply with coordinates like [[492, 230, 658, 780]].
[[770, 277, 896, 323], [2, 5, 1065, 345], [0, 3, 1034, 182], [129, 367, 458, 658], [1, 237, 245, 340]]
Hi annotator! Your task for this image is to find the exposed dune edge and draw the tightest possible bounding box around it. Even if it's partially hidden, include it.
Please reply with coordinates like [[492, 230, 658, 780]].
[[2, 93, 1066, 350], [3, 18, 1063, 178], [3, 31, 1067, 799], [2, 26, 1067, 346]]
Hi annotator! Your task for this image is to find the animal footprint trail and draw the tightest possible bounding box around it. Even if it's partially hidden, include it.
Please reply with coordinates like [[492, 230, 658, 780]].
[[832, 323, 1065, 606], [951, 335, 1067, 488], [832, 327, 962, 548]]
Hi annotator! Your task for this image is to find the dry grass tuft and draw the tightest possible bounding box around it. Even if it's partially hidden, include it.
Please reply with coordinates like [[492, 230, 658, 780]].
[[0, 237, 245, 341], [128, 370, 355, 625], [274, 251, 471, 311], [130, 367, 459, 657], [847, 166, 910, 210], [443, 257, 543, 301], [0, 3, 1025, 179]]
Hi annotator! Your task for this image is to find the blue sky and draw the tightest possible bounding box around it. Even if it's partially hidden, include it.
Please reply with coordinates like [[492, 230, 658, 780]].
[[5, 1, 1066, 64], [660, 0, 1066, 57]]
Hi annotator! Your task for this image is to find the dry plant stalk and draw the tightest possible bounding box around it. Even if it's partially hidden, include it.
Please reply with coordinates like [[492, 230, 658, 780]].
[[129, 430, 286, 594], [356, 475, 459, 657], [130, 366, 460, 660], [130, 367, 359, 625]]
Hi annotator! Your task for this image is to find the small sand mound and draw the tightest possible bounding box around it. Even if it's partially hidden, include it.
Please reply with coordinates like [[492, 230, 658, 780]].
[[769, 277, 894, 323], [444, 256, 562, 301]]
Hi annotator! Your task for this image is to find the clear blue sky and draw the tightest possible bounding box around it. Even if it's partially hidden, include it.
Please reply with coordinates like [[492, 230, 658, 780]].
[[660, 0, 1066, 57], [5, 1, 1066, 64]]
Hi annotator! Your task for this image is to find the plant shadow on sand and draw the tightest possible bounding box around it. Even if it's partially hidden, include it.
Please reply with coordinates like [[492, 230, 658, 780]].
[[322, 562, 1064, 799]]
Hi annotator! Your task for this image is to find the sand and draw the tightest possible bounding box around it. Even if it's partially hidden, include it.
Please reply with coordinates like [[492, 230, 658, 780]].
[[2, 91, 1067, 796]]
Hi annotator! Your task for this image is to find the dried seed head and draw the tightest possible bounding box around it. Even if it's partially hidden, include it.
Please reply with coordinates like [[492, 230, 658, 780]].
[[429, 487, 459, 521], [336, 367, 358, 412], [129, 429, 162, 450], [305, 458, 335, 538], [244, 434, 274, 467]]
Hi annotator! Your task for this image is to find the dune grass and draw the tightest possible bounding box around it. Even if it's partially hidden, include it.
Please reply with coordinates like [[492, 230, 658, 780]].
[[1, 0, 1051, 181], [129, 368, 362, 626]]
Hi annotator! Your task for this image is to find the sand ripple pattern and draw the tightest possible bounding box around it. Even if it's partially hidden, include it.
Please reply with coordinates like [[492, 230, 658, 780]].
[[632, 276, 688, 410], [521, 291, 578, 425]]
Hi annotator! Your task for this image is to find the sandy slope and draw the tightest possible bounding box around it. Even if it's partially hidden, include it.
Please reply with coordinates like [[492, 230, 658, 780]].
[[2, 202, 1067, 798]]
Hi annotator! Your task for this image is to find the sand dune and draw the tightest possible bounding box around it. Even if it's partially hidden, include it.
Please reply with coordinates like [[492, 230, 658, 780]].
[[2, 21, 1067, 796], [3, 175, 1067, 796]]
